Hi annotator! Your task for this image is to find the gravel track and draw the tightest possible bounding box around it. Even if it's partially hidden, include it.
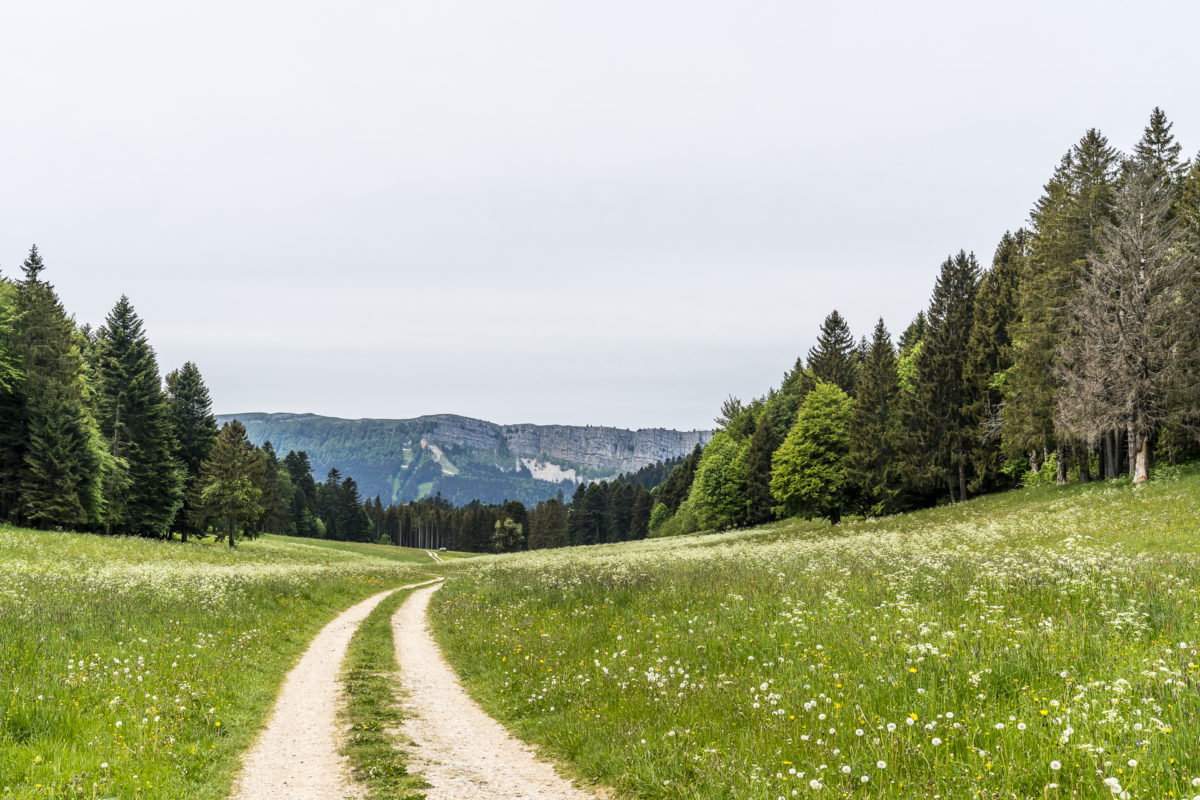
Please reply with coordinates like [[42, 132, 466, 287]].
[[229, 579, 440, 800], [393, 582, 603, 799]]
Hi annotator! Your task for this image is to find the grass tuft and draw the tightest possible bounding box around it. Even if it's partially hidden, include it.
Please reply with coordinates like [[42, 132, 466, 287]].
[[339, 585, 429, 800]]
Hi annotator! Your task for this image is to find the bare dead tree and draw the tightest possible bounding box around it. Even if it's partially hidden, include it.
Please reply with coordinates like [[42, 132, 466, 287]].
[[1055, 161, 1199, 482]]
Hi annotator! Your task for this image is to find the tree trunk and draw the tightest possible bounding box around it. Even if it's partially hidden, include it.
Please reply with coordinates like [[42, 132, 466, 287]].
[[227, 520, 236, 548], [1133, 434, 1150, 483], [181, 528, 188, 545], [1029, 449, 1040, 474], [1127, 425, 1138, 479], [1078, 447, 1091, 483], [1055, 444, 1067, 484], [947, 473, 956, 504], [1104, 430, 1117, 479], [958, 461, 968, 503]]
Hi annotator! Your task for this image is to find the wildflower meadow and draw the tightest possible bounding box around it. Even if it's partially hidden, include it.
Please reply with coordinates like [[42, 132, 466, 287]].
[[0, 530, 436, 799], [432, 466, 1200, 799]]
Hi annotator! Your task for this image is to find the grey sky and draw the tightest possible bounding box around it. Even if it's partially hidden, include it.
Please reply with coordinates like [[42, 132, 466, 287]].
[[2, 1, 1197, 430]]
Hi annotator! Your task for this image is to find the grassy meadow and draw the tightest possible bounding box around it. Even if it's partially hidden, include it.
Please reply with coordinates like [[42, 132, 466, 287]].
[[0, 530, 445, 799], [432, 467, 1200, 799]]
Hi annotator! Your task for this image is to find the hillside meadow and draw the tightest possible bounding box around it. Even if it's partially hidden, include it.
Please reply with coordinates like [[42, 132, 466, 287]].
[[0, 531, 445, 799], [432, 466, 1200, 799]]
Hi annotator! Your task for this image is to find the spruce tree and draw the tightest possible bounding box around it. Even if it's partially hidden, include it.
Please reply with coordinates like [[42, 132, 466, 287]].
[[193, 421, 264, 547], [1056, 160, 1198, 482], [847, 319, 901, 515], [1004, 131, 1119, 477], [743, 412, 779, 526], [964, 231, 1025, 491], [94, 296, 183, 536], [910, 251, 980, 502], [165, 361, 218, 540], [3, 247, 107, 527], [807, 310, 858, 395], [1132, 107, 1188, 187]]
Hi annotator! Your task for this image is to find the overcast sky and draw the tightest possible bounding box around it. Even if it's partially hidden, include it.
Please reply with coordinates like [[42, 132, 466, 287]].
[[2, 1, 1197, 430]]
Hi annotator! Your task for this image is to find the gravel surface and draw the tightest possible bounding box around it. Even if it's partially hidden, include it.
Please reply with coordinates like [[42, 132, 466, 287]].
[[393, 582, 604, 799]]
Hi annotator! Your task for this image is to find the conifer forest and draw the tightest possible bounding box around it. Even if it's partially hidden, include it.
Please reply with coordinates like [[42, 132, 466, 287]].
[[1, 108, 1199, 552]]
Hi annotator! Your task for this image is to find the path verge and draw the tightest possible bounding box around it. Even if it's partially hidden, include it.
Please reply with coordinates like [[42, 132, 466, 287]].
[[392, 582, 603, 799], [230, 578, 440, 800]]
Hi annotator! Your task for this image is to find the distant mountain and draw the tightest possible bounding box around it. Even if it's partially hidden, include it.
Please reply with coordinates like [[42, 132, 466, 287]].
[[216, 412, 711, 507]]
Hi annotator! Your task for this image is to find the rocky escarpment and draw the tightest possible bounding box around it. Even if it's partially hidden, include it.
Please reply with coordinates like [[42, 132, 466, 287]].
[[218, 412, 711, 506]]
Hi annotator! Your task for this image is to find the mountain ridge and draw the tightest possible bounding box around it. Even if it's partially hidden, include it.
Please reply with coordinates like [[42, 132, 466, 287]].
[[216, 411, 711, 507]]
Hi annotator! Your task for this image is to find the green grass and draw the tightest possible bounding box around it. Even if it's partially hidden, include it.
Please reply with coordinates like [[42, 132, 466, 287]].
[[262, 533, 474, 564], [339, 583, 431, 800], [0, 529, 440, 799], [431, 466, 1200, 799]]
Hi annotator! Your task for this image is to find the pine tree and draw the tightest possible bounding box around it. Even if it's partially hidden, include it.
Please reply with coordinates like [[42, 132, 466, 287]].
[[847, 319, 901, 515], [964, 231, 1025, 491], [165, 361, 218, 540], [192, 421, 264, 547], [629, 484, 652, 539], [910, 251, 980, 502], [94, 296, 183, 536], [770, 381, 854, 524], [21, 384, 100, 528], [807, 310, 858, 395]]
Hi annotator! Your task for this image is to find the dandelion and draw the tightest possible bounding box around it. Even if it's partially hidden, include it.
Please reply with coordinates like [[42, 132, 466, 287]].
[[876, 760, 886, 769], [1050, 760, 1061, 771]]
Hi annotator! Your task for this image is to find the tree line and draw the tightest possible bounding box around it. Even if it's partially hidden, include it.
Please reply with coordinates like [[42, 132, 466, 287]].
[[652, 108, 1200, 533]]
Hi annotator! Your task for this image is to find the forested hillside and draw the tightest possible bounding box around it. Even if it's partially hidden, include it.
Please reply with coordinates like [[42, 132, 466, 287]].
[[648, 108, 1200, 537], [217, 411, 709, 506]]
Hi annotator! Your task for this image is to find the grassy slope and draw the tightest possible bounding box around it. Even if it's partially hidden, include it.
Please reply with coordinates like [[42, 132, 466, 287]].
[[0, 530, 446, 799], [262, 533, 474, 563], [432, 466, 1200, 799]]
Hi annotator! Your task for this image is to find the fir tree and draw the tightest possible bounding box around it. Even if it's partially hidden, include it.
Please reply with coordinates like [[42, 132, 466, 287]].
[[165, 361, 218, 540], [192, 420, 264, 547], [2, 247, 107, 527], [743, 412, 779, 526], [964, 231, 1025, 491], [807, 310, 858, 395], [910, 251, 980, 502], [1132, 107, 1188, 187], [847, 319, 901, 515], [94, 296, 183, 536]]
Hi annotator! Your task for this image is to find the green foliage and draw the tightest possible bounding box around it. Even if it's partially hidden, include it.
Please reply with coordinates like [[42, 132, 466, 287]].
[[647, 502, 670, 533], [166, 361, 219, 537], [848, 319, 902, 515], [193, 421, 265, 547], [807, 309, 858, 395], [687, 430, 749, 531], [93, 296, 183, 536], [492, 518, 524, 553], [770, 381, 854, 524], [907, 251, 980, 499]]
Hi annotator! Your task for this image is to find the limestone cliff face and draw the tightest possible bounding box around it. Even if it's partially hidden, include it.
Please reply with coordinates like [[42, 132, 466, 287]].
[[218, 411, 711, 506]]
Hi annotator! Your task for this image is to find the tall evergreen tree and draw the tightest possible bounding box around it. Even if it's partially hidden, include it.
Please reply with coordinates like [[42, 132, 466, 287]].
[[964, 231, 1025, 491], [1, 247, 107, 527], [94, 296, 183, 536], [1056, 160, 1199, 482], [192, 420, 263, 547], [1004, 131, 1120, 477], [807, 310, 858, 395], [847, 319, 901, 515], [743, 412, 780, 526], [910, 251, 980, 502], [1132, 107, 1188, 187], [165, 361, 218, 540]]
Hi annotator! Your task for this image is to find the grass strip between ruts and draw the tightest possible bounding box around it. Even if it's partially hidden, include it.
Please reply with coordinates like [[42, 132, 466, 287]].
[[339, 584, 431, 800]]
